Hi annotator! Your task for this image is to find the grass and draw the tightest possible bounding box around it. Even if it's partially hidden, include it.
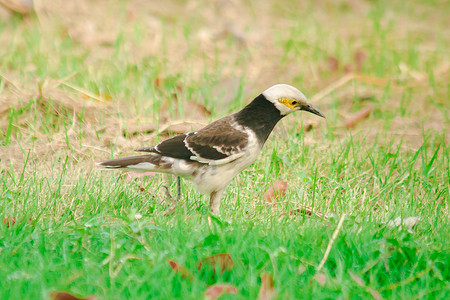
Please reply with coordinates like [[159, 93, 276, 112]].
[[0, 0, 449, 299]]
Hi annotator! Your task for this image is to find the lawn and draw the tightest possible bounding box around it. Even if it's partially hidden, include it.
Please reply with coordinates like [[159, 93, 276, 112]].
[[0, 0, 449, 299]]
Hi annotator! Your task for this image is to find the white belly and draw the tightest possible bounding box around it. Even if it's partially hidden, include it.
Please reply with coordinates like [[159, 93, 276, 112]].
[[192, 143, 261, 194]]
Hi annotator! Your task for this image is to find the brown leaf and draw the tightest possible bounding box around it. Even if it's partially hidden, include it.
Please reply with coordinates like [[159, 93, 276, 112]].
[[348, 271, 382, 300], [167, 260, 193, 280], [197, 253, 234, 274], [153, 77, 162, 88], [327, 56, 340, 73], [282, 205, 328, 219], [49, 291, 95, 300], [263, 180, 287, 203], [3, 217, 32, 227], [348, 270, 365, 287], [258, 273, 276, 300], [3, 217, 16, 227], [204, 284, 238, 300], [344, 64, 354, 73], [344, 105, 373, 129], [354, 50, 368, 72], [314, 273, 327, 286], [368, 288, 382, 300]]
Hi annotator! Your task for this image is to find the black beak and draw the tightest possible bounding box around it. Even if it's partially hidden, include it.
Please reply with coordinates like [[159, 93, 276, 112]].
[[303, 104, 325, 118]]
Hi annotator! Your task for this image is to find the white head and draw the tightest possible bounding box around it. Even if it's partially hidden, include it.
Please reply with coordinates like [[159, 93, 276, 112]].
[[262, 84, 325, 118]]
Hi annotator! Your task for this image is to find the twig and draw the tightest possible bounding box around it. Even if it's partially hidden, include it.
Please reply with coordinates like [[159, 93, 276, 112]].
[[310, 73, 392, 103], [379, 265, 433, 291], [317, 213, 346, 271], [47, 72, 78, 90], [60, 81, 106, 103], [310, 73, 355, 103], [0, 72, 25, 96]]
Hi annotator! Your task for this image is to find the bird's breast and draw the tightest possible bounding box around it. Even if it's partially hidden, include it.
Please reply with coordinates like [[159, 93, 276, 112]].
[[192, 142, 262, 194]]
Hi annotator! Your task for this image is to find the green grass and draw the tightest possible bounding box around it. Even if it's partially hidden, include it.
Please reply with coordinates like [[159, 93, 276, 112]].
[[0, 0, 449, 299]]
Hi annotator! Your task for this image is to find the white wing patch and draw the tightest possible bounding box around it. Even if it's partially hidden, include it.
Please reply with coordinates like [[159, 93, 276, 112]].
[[187, 117, 252, 165], [121, 162, 157, 172], [190, 151, 246, 165], [183, 132, 200, 157]]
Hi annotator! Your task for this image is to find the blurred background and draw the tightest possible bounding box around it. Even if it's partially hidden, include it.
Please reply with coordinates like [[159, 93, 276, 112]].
[[0, 2, 448, 298], [0, 0, 448, 170]]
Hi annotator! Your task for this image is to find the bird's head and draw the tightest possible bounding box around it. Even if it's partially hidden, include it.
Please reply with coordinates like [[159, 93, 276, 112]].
[[262, 84, 325, 118]]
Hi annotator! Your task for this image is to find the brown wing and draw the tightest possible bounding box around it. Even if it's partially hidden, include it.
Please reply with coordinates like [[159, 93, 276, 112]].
[[186, 116, 249, 161]]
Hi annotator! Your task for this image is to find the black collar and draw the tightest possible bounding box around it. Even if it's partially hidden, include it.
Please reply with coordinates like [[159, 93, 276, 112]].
[[234, 94, 283, 144]]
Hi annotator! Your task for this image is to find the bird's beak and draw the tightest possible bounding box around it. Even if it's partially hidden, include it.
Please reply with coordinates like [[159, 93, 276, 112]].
[[303, 103, 325, 118]]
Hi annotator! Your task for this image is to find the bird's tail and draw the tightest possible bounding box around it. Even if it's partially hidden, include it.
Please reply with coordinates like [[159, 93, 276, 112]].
[[97, 154, 196, 178], [97, 154, 172, 173]]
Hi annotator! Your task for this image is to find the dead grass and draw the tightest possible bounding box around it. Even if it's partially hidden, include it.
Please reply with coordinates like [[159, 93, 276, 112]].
[[0, 0, 448, 173]]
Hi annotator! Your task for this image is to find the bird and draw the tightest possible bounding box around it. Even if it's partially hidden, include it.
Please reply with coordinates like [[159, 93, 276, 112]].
[[97, 84, 325, 214]]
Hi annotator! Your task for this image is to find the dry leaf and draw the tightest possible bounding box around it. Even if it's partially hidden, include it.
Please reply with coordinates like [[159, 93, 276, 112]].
[[153, 77, 162, 88], [263, 179, 287, 203], [343, 64, 354, 73], [204, 284, 238, 300], [386, 216, 420, 230], [327, 56, 340, 73], [314, 273, 327, 286], [344, 105, 373, 129], [197, 253, 234, 274], [3, 217, 32, 227], [368, 288, 382, 300], [122, 123, 157, 136], [348, 270, 365, 287], [3, 217, 16, 227], [297, 264, 307, 275], [167, 260, 193, 280], [282, 205, 328, 219], [258, 273, 276, 300], [348, 271, 382, 299], [159, 122, 206, 136], [50, 291, 95, 300], [354, 50, 367, 72]]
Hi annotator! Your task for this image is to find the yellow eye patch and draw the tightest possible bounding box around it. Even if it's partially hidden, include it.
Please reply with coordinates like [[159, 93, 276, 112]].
[[278, 97, 298, 109]]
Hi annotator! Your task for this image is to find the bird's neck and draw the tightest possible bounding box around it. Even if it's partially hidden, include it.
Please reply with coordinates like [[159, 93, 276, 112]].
[[235, 94, 284, 144]]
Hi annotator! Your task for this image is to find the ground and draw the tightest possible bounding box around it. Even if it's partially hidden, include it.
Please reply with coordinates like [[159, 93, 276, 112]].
[[0, 0, 449, 299]]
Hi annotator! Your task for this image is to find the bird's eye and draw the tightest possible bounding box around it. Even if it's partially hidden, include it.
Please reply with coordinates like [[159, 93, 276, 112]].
[[292, 101, 297, 105]]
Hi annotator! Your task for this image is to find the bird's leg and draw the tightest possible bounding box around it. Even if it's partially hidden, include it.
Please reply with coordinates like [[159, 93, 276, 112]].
[[161, 186, 175, 204], [162, 175, 181, 203], [176, 176, 181, 200], [162, 176, 182, 216], [209, 189, 224, 214]]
